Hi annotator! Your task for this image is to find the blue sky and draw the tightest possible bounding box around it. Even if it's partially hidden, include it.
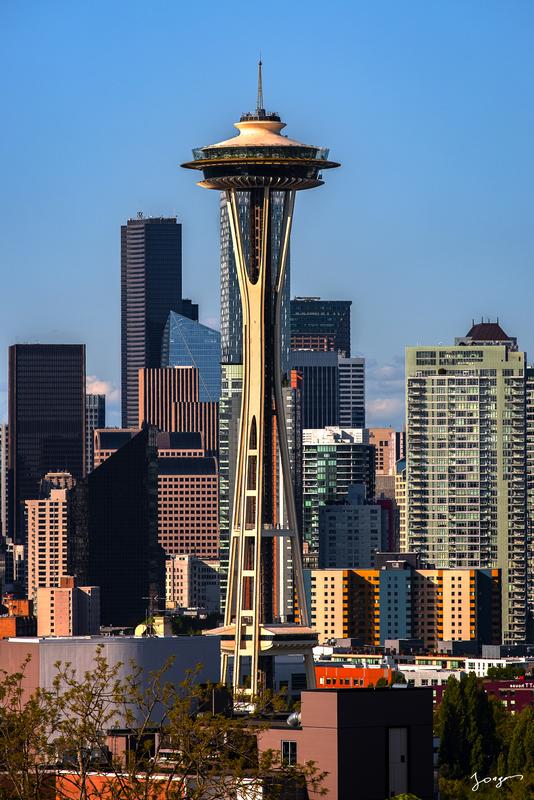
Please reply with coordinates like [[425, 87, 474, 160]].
[[1, 0, 533, 426]]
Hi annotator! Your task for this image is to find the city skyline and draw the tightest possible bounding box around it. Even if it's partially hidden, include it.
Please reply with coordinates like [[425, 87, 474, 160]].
[[1, 2, 534, 429]]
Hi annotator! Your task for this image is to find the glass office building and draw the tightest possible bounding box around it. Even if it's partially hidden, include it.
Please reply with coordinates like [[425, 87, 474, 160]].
[[290, 297, 352, 356], [161, 311, 221, 402]]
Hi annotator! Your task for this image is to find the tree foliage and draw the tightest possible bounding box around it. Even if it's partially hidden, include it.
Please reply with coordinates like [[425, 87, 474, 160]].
[[0, 648, 326, 800], [437, 674, 534, 799]]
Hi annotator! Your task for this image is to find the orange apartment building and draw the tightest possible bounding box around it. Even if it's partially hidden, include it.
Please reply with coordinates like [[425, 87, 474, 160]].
[[308, 565, 501, 648]]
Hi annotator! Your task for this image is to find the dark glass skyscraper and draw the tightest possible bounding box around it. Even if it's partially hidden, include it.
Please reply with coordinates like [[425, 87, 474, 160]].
[[85, 393, 106, 474], [290, 297, 352, 356], [121, 214, 198, 428], [8, 344, 85, 542], [289, 351, 365, 430], [68, 426, 164, 627]]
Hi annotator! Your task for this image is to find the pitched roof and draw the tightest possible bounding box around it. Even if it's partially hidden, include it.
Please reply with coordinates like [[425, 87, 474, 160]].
[[466, 322, 511, 341]]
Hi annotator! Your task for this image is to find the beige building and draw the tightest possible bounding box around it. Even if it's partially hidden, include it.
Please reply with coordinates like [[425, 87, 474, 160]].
[[395, 460, 407, 552], [309, 569, 349, 641], [37, 576, 100, 637], [165, 555, 220, 613], [25, 475, 71, 603], [368, 428, 398, 476], [406, 322, 527, 644]]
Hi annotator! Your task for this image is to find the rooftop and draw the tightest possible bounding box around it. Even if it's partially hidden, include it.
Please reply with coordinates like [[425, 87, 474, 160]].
[[465, 321, 512, 341]]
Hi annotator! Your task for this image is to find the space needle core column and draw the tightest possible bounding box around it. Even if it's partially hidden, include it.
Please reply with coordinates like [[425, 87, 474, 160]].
[[182, 64, 339, 699]]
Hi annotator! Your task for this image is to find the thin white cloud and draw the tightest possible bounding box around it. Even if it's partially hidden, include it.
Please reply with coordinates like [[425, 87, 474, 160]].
[[365, 355, 405, 427], [86, 375, 120, 403]]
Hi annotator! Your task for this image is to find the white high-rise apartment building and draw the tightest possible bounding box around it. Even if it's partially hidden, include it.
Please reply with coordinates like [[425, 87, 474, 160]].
[[406, 322, 527, 644]]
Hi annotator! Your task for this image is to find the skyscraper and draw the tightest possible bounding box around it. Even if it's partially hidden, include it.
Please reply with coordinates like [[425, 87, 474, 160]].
[[0, 424, 7, 538], [161, 311, 221, 402], [25, 474, 71, 603], [138, 367, 218, 458], [289, 350, 365, 429], [68, 426, 164, 627], [8, 344, 85, 542], [338, 356, 365, 428], [290, 296, 352, 356], [302, 427, 375, 552], [85, 394, 105, 474], [406, 321, 527, 644], [121, 214, 197, 428], [182, 63, 338, 697], [526, 366, 534, 631]]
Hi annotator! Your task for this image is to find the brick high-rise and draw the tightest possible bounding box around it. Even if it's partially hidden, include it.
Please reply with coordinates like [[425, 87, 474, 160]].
[[138, 367, 218, 458]]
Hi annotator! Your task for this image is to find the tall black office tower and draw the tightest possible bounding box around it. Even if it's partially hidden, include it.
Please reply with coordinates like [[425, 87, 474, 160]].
[[8, 344, 86, 541], [121, 214, 198, 428]]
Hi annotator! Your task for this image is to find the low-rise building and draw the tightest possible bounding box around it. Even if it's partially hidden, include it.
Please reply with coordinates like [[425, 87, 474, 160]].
[[259, 688, 434, 800]]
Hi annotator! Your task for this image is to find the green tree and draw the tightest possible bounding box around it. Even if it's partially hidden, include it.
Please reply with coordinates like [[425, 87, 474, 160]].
[[0, 655, 57, 800], [486, 665, 525, 680], [507, 707, 534, 775], [464, 673, 498, 775], [436, 676, 468, 778], [0, 647, 327, 800]]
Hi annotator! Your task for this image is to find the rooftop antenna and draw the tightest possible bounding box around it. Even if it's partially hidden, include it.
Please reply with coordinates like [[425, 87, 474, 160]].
[[257, 55, 264, 112]]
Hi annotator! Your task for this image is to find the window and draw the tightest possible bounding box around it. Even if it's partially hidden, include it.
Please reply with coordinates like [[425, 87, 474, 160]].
[[282, 740, 297, 766]]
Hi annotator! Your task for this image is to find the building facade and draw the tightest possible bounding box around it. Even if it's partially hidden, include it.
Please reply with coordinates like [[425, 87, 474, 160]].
[[138, 367, 218, 458], [25, 475, 71, 603], [406, 322, 527, 643], [218, 364, 243, 614], [318, 484, 387, 569], [308, 563, 501, 649], [289, 351, 365, 430], [338, 357, 365, 428], [121, 214, 197, 428], [37, 576, 100, 637], [85, 394, 105, 474], [368, 427, 400, 476], [158, 457, 218, 559], [161, 312, 221, 402], [303, 428, 375, 552], [68, 427, 164, 627], [290, 297, 352, 356], [165, 555, 220, 613], [8, 344, 85, 542], [526, 366, 534, 633], [0, 424, 7, 538]]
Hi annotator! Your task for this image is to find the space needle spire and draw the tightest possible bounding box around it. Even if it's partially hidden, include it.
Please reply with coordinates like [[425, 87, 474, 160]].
[[182, 75, 339, 702], [256, 57, 264, 113]]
